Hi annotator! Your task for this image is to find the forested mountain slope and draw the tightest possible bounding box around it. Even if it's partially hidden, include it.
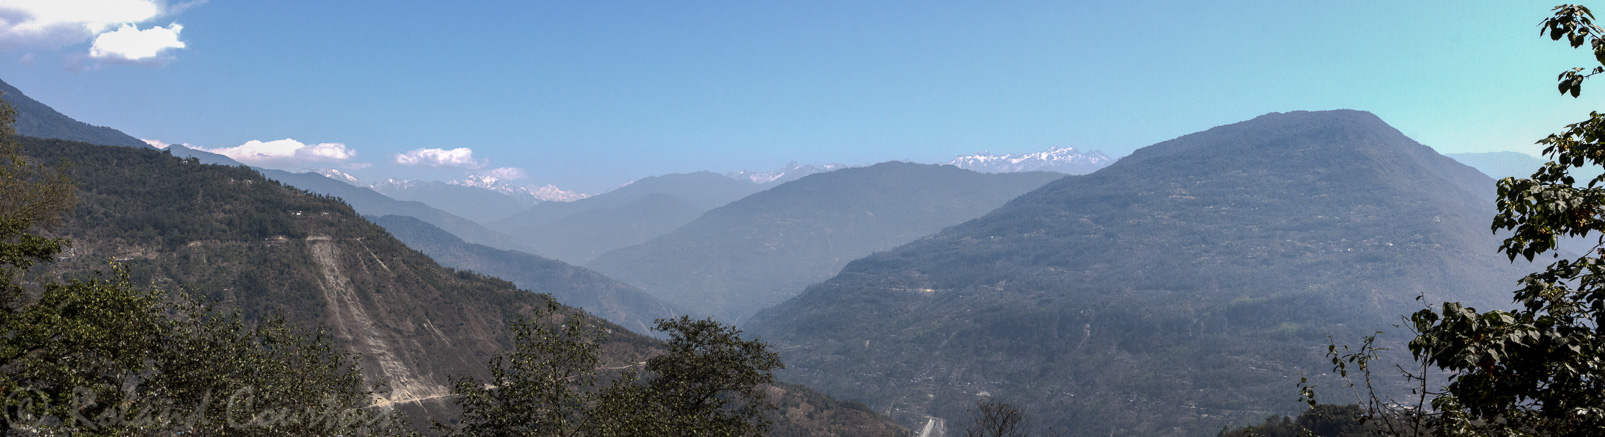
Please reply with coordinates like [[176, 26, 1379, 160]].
[[28, 138, 653, 418], [747, 110, 1533, 435], [588, 162, 1063, 322], [23, 138, 906, 433], [489, 171, 766, 264], [372, 214, 680, 335]]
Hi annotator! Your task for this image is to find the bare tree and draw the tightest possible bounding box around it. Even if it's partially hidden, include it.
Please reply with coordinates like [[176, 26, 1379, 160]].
[[963, 400, 1066, 437]]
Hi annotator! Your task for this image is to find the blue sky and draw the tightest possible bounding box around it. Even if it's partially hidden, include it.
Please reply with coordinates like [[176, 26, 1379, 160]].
[[0, 1, 1596, 193]]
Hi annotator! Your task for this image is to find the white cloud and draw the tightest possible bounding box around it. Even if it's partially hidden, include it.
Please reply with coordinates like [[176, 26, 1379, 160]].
[[199, 138, 359, 170], [140, 138, 182, 149], [393, 147, 485, 169], [89, 22, 182, 62], [0, 0, 196, 62], [478, 167, 527, 181]]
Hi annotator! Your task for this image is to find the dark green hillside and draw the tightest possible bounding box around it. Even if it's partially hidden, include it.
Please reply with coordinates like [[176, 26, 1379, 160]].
[[747, 110, 1533, 435], [588, 162, 1063, 322], [0, 78, 148, 148], [490, 171, 765, 264], [372, 214, 680, 335]]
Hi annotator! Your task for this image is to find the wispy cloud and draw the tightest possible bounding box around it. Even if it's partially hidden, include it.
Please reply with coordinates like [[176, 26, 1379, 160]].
[[393, 147, 485, 169], [198, 138, 361, 170], [0, 0, 198, 64], [477, 167, 527, 181]]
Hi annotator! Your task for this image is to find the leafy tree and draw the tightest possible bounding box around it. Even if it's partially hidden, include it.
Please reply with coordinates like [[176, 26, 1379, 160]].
[[0, 100, 73, 307], [446, 313, 783, 437], [1218, 405, 1371, 437], [1404, 4, 1605, 435], [447, 303, 601, 436]]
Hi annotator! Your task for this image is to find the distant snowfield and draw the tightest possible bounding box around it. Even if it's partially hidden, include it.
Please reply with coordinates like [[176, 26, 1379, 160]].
[[948, 146, 1115, 174]]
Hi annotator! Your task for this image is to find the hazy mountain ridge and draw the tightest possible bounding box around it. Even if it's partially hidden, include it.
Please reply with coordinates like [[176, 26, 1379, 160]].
[[588, 162, 1064, 323], [1445, 151, 1605, 183], [0, 78, 148, 148], [489, 171, 769, 265], [948, 146, 1114, 174], [748, 110, 1532, 434], [371, 214, 681, 335], [371, 178, 538, 224], [728, 161, 850, 184]]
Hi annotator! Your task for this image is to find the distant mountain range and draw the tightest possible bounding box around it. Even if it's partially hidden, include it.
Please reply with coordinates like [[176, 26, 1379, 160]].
[[452, 174, 591, 202], [948, 146, 1114, 174], [588, 162, 1064, 323], [303, 171, 589, 225], [1444, 151, 1605, 182], [748, 110, 1534, 434], [371, 179, 538, 224], [489, 172, 770, 265]]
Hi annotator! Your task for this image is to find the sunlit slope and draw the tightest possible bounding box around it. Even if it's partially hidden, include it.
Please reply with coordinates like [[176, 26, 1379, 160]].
[[747, 110, 1530, 435], [588, 162, 1062, 322]]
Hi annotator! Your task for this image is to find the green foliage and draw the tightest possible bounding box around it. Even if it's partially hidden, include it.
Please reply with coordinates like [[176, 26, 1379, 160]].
[[1403, 4, 1605, 436], [1219, 404, 1372, 437], [446, 313, 783, 437], [634, 316, 784, 434], [0, 266, 401, 435], [448, 304, 601, 436], [0, 101, 74, 304]]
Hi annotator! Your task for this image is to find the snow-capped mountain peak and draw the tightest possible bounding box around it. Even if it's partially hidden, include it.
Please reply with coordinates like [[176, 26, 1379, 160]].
[[948, 146, 1115, 175], [728, 162, 849, 184], [449, 175, 590, 202], [307, 168, 365, 186]]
